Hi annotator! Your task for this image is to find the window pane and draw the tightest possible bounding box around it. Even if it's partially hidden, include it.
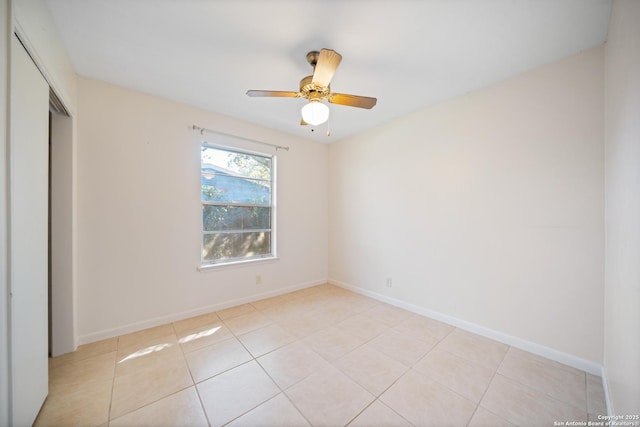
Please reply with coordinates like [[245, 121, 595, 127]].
[[203, 206, 270, 231], [202, 232, 271, 262], [201, 174, 271, 204], [202, 146, 271, 180], [201, 144, 274, 265]]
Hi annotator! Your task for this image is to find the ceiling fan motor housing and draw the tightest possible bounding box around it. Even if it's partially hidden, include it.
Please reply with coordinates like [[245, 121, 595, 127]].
[[299, 75, 330, 101]]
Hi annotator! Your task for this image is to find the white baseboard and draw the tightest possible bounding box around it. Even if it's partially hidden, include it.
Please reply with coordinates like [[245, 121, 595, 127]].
[[329, 278, 604, 376], [76, 278, 327, 346]]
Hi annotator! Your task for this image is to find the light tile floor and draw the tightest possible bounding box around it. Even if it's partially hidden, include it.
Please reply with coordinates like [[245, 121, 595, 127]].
[[34, 284, 607, 427]]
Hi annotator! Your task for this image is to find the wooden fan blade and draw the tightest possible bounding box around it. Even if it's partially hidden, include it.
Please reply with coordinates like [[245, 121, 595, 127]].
[[328, 93, 377, 109], [300, 118, 309, 126], [246, 90, 300, 98], [312, 49, 342, 87]]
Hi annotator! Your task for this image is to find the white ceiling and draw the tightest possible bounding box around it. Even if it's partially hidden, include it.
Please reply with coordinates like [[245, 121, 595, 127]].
[[44, 0, 611, 143]]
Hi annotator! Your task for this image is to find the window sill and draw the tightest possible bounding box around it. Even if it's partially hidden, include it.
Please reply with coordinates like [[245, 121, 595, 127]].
[[198, 256, 279, 272]]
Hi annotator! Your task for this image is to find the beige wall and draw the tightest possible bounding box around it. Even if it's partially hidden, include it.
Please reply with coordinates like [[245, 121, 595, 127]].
[[329, 47, 605, 366], [75, 77, 329, 342], [604, 0, 640, 415]]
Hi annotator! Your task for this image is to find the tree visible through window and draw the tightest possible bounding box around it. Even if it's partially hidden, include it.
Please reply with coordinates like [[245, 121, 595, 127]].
[[201, 144, 275, 265]]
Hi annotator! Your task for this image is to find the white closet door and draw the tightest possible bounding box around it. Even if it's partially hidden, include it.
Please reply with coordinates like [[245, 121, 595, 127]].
[[10, 34, 49, 426]]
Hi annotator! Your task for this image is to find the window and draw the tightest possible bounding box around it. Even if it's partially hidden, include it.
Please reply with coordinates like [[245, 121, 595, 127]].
[[201, 144, 275, 266]]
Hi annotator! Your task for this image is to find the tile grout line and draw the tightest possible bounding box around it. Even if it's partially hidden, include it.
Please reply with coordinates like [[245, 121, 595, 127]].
[[172, 321, 212, 427], [300, 318, 378, 427], [107, 326, 196, 425], [243, 296, 391, 426], [330, 311, 450, 426], [463, 342, 511, 427], [257, 295, 444, 425], [375, 328, 476, 426], [224, 303, 317, 426], [106, 336, 120, 425], [44, 284, 605, 426], [497, 348, 590, 417]]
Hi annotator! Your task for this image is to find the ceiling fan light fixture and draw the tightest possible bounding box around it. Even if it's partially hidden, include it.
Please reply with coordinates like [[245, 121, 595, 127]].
[[247, 49, 376, 128], [301, 100, 329, 126]]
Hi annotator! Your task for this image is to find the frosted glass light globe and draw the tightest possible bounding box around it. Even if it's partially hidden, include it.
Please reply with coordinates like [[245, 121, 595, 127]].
[[301, 100, 329, 126]]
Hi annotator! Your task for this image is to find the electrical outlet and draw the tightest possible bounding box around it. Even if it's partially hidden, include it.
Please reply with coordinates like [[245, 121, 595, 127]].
[[256, 275, 262, 285], [385, 277, 393, 287]]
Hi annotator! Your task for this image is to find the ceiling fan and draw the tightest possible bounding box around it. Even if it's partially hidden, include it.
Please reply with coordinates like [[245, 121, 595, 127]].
[[246, 48, 377, 127]]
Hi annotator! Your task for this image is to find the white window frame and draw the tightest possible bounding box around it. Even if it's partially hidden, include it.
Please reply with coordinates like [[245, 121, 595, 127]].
[[199, 142, 277, 268]]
